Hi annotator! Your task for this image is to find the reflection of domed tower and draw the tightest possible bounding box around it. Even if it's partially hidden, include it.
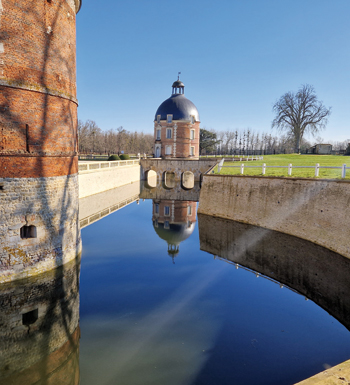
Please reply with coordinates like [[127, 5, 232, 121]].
[[154, 76, 200, 159], [0, 0, 82, 282], [152, 200, 197, 262]]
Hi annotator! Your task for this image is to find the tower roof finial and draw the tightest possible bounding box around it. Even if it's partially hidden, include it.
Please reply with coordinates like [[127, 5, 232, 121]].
[[172, 74, 184, 95]]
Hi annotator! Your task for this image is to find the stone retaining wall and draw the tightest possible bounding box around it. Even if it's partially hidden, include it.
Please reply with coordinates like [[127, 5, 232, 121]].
[[198, 175, 350, 259], [78, 163, 141, 198], [0, 174, 81, 283]]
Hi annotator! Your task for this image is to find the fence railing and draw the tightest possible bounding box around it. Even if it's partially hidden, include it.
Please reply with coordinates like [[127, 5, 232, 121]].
[[200, 155, 264, 160], [218, 160, 349, 178], [78, 159, 140, 172], [78, 154, 150, 160]]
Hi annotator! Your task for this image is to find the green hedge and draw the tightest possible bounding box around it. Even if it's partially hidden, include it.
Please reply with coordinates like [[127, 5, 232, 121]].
[[108, 154, 120, 161], [119, 154, 130, 160]]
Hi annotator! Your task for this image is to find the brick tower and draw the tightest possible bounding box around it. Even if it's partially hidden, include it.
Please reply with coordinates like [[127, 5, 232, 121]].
[[154, 77, 200, 159], [0, 0, 82, 282]]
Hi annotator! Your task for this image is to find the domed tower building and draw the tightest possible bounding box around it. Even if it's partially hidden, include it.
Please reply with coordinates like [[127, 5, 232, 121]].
[[0, 0, 82, 282], [154, 77, 200, 159]]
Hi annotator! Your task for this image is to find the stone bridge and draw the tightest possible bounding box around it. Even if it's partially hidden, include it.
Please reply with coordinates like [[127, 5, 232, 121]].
[[140, 159, 217, 184]]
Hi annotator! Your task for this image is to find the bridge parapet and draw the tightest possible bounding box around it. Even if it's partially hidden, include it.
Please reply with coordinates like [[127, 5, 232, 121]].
[[78, 160, 140, 173], [78, 160, 141, 198], [140, 159, 218, 182]]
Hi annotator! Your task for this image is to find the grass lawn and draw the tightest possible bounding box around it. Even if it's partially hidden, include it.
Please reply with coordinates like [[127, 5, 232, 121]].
[[216, 154, 350, 179]]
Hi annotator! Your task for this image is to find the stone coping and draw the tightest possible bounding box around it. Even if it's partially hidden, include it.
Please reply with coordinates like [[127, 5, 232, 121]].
[[295, 359, 350, 384]]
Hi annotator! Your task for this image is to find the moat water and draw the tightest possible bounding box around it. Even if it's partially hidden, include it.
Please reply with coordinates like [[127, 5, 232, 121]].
[[1, 185, 350, 385]]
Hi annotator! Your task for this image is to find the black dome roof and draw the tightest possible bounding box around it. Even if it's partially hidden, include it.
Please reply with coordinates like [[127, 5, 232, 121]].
[[155, 94, 200, 122], [153, 222, 196, 245]]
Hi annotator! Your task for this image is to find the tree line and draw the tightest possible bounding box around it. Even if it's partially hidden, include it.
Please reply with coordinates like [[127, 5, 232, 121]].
[[78, 85, 348, 157], [200, 127, 350, 156], [200, 128, 307, 155], [201, 84, 348, 155], [78, 120, 154, 155]]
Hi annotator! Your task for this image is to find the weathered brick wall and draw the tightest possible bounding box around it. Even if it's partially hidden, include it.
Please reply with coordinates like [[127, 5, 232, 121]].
[[0, 0, 80, 178], [0, 174, 81, 283], [0, 258, 80, 384], [0, 88, 78, 156], [0, 0, 79, 97], [1, 155, 78, 178], [198, 175, 350, 259]]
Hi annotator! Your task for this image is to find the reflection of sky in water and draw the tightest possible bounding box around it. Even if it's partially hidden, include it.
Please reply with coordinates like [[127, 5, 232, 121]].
[[80, 200, 350, 385]]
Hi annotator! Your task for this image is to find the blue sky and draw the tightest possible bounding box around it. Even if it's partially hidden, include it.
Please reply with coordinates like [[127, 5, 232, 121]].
[[76, 0, 350, 142]]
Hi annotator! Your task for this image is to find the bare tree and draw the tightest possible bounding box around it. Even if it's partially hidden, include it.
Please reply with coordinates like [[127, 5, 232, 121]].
[[272, 84, 331, 153], [223, 130, 235, 154], [217, 131, 226, 154], [77, 120, 154, 156]]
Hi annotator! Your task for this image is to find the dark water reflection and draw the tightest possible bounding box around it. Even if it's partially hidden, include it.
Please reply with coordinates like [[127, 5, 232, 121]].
[[1, 184, 350, 385], [199, 214, 350, 333], [0, 258, 80, 385]]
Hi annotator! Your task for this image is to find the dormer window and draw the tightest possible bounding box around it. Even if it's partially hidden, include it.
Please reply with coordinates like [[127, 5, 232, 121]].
[[191, 116, 195, 124], [157, 115, 161, 124], [167, 115, 173, 124]]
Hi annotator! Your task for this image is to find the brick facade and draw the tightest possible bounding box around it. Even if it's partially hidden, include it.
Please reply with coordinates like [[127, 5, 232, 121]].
[[1, 156, 78, 178], [0, 0, 80, 177], [154, 120, 200, 158]]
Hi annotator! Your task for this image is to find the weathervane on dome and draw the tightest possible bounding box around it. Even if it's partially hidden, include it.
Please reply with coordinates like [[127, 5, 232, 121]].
[[177, 72, 181, 80]]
